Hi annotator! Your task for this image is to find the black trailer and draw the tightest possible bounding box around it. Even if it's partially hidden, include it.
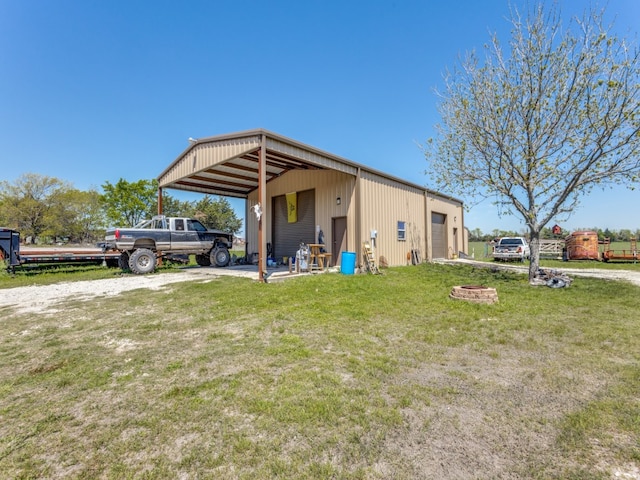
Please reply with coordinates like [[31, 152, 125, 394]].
[[0, 227, 21, 273]]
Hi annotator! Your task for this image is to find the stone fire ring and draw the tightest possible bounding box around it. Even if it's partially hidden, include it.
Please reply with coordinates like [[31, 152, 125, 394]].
[[450, 285, 498, 304]]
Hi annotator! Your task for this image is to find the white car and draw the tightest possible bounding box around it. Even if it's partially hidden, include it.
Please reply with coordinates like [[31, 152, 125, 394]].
[[493, 237, 530, 262]]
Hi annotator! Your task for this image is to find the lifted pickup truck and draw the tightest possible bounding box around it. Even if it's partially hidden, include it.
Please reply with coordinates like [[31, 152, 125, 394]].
[[104, 216, 234, 274]]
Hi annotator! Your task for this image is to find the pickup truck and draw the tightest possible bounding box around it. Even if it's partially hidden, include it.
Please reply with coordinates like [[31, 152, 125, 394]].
[[104, 216, 234, 274], [492, 237, 530, 262]]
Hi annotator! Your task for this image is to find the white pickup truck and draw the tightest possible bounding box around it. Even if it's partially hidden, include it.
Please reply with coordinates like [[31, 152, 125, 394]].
[[104, 216, 234, 274], [493, 237, 530, 262]]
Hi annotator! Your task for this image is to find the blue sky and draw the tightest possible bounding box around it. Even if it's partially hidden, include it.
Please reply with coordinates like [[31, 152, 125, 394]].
[[1, 0, 639, 235]]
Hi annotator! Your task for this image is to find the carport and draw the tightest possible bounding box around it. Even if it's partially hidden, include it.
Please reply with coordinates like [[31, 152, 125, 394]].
[[157, 129, 362, 282]]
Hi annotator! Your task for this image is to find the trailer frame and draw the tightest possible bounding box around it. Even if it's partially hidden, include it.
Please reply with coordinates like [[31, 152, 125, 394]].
[[1, 227, 121, 273]]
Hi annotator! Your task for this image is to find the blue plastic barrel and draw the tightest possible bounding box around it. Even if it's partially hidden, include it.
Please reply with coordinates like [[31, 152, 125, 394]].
[[340, 251, 356, 275]]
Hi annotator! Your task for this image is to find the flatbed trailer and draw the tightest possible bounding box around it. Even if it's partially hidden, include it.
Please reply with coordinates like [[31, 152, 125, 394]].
[[1, 227, 120, 272], [18, 248, 121, 266]]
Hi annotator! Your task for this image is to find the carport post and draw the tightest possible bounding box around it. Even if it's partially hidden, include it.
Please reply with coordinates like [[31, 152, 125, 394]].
[[158, 187, 163, 214], [258, 135, 267, 282]]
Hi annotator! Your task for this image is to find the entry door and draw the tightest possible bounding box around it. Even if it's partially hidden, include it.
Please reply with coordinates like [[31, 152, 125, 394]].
[[332, 216, 347, 266], [453, 228, 459, 256]]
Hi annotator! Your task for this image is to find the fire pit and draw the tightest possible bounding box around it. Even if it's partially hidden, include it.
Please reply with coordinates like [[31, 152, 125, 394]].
[[449, 285, 498, 304]]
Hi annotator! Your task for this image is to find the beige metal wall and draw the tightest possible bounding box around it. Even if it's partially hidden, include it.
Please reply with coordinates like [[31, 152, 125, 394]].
[[358, 171, 427, 266], [246, 169, 356, 258], [245, 167, 466, 266]]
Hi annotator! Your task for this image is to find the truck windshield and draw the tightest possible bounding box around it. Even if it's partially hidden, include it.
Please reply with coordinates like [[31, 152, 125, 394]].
[[187, 220, 208, 232]]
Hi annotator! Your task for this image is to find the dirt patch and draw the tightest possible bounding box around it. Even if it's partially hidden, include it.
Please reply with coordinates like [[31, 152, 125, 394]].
[[377, 341, 640, 479]]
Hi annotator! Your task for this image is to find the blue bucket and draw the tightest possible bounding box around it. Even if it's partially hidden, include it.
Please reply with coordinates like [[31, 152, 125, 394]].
[[340, 251, 356, 275]]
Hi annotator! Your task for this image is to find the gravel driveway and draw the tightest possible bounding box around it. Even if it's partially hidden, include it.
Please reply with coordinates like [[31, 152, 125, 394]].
[[2, 261, 639, 316], [0, 272, 210, 315]]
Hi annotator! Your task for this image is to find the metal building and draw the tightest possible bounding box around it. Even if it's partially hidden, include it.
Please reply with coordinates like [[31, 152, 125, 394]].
[[157, 129, 466, 280]]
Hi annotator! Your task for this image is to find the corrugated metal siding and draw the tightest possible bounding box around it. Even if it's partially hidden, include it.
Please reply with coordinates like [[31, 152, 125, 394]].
[[358, 171, 426, 267], [211, 166, 464, 265], [246, 169, 355, 259], [158, 137, 261, 187]]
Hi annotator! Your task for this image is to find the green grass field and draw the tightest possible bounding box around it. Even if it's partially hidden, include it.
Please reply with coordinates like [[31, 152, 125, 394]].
[[1, 263, 638, 478]]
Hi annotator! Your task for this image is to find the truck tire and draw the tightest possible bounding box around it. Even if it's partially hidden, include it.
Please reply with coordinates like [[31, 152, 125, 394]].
[[211, 247, 230, 267], [129, 248, 157, 274], [118, 252, 130, 270], [195, 253, 211, 267]]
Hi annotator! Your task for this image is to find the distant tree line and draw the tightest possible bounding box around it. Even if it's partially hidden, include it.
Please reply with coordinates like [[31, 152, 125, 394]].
[[468, 226, 640, 243], [0, 173, 242, 244]]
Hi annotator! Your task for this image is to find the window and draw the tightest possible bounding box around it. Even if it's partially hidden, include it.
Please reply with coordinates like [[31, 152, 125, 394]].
[[187, 219, 208, 232], [174, 219, 185, 231], [151, 218, 166, 229], [397, 221, 406, 241]]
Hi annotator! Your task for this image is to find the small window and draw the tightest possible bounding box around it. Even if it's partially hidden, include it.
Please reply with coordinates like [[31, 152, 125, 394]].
[[187, 219, 208, 232], [175, 219, 185, 231], [397, 221, 406, 241]]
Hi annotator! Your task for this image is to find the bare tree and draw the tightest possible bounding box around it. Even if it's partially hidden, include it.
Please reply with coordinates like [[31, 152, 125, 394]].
[[424, 4, 640, 281]]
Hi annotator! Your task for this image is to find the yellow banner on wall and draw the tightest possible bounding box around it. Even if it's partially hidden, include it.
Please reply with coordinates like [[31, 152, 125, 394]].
[[286, 192, 297, 223]]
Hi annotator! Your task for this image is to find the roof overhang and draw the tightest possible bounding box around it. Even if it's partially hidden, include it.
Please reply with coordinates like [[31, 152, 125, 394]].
[[158, 129, 359, 198]]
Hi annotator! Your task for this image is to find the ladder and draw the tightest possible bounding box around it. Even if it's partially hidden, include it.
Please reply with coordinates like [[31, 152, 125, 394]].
[[363, 242, 380, 274]]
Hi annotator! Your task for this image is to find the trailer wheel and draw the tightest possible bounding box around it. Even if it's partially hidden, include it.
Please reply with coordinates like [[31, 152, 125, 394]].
[[211, 247, 230, 267], [195, 253, 211, 267], [118, 252, 130, 270], [129, 248, 157, 274]]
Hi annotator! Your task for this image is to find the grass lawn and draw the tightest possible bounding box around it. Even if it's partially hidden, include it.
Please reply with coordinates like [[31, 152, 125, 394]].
[[0, 264, 639, 479]]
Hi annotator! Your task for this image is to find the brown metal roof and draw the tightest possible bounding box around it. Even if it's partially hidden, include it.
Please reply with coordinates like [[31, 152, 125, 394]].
[[157, 128, 463, 204]]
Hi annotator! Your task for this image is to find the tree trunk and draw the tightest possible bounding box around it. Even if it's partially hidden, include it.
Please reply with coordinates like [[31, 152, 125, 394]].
[[528, 230, 541, 283]]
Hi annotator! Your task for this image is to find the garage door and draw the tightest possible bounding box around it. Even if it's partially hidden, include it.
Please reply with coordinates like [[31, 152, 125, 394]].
[[431, 212, 447, 259], [272, 189, 316, 259]]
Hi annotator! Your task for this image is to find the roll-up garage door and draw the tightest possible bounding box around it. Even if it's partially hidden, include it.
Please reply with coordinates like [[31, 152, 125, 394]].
[[272, 189, 316, 259], [431, 212, 447, 259]]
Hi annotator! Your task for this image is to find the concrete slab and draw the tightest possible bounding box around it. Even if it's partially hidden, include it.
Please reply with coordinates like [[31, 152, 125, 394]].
[[179, 264, 333, 282]]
